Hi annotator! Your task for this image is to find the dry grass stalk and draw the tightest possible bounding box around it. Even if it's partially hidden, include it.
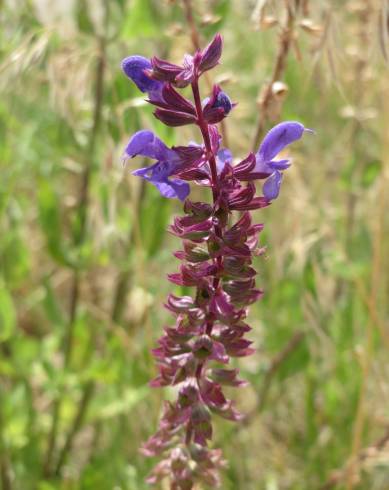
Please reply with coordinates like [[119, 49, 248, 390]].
[[346, 22, 389, 487], [320, 427, 389, 490], [251, 0, 301, 151]]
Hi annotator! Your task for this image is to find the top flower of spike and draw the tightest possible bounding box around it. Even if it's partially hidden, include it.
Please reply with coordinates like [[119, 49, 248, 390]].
[[254, 121, 314, 200], [121, 34, 312, 202], [122, 34, 222, 94]]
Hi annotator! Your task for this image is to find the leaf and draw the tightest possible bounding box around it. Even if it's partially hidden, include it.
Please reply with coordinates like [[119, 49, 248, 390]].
[[77, 0, 95, 34], [1, 231, 30, 286], [90, 387, 147, 421], [361, 160, 382, 187], [37, 181, 68, 265], [139, 185, 171, 258], [0, 282, 16, 342], [42, 278, 65, 328], [121, 0, 157, 38], [275, 336, 310, 380], [37, 181, 81, 268], [303, 261, 316, 296]]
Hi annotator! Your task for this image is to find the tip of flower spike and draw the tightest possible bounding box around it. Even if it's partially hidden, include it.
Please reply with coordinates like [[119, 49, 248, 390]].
[[198, 34, 223, 74]]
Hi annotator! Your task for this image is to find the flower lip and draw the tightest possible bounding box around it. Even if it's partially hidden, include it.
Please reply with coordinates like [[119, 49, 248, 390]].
[[257, 121, 306, 162], [125, 129, 190, 201], [121, 55, 163, 95], [125, 129, 174, 161], [253, 121, 313, 201], [262, 170, 282, 201]]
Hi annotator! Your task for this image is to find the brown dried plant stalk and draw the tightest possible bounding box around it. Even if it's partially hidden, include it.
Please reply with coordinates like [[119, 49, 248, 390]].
[[251, 0, 298, 150]]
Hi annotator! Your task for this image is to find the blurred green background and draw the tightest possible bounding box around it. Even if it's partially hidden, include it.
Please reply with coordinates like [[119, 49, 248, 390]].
[[1, 0, 388, 489]]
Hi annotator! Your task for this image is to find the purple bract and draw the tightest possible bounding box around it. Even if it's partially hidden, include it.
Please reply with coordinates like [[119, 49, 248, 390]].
[[121, 33, 311, 489]]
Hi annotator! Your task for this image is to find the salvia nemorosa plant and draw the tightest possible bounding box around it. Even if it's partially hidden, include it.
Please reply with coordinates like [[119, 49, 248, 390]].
[[121, 34, 311, 489]]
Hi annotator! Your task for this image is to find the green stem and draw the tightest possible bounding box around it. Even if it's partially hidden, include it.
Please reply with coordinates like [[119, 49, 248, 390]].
[[43, 31, 106, 478], [111, 178, 147, 324], [54, 381, 95, 476], [0, 383, 12, 490]]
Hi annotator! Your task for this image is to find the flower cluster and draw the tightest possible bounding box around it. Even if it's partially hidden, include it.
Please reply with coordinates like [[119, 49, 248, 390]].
[[122, 34, 310, 489]]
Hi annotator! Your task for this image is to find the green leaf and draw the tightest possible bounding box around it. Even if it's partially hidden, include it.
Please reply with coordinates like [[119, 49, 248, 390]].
[[0, 282, 16, 342], [90, 387, 147, 421], [37, 181, 68, 265], [42, 278, 65, 328], [121, 0, 157, 38], [361, 160, 381, 187], [0, 231, 30, 286], [76, 0, 95, 34], [275, 336, 310, 380], [139, 185, 171, 258]]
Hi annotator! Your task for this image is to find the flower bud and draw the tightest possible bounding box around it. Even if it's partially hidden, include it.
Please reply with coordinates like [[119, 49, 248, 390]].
[[178, 379, 199, 407], [199, 34, 223, 73], [193, 335, 213, 359], [170, 447, 188, 472]]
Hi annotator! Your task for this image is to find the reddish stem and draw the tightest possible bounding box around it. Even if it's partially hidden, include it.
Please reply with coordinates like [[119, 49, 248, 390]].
[[184, 76, 226, 445], [191, 78, 219, 200], [191, 77, 224, 291]]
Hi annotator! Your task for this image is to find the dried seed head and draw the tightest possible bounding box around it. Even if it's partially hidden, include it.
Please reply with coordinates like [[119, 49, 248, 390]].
[[271, 81, 289, 97], [200, 14, 222, 27], [299, 18, 323, 37], [260, 15, 278, 30]]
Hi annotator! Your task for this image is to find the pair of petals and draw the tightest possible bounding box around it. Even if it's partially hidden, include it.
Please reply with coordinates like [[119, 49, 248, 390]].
[[126, 130, 190, 201], [255, 121, 312, 200], [126, 122, 310, 202], [121, 56, 163, 100]]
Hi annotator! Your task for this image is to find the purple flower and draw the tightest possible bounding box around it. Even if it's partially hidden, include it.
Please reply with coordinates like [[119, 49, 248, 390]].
[[121, 55, 164, 100], [255, 121, 311, 200], [121, 33, 311, 490], [212, 90, 232, 114], [149, 54, 196, 88], [216, 148, 233, 173], [262, 170, 283, 201], [125, 130, 190, 201], [203, 86, 234, 124]]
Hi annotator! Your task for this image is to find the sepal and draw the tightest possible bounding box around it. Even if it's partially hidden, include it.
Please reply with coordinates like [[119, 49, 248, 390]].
[[198, 34, 223, 74]]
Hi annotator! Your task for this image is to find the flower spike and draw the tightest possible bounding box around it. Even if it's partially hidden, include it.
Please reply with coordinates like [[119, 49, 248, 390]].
[[121, 33, 311, 489]]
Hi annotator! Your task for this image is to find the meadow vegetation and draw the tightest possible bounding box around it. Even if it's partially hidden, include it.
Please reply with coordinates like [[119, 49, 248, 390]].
[[0, 1, 388, 489]]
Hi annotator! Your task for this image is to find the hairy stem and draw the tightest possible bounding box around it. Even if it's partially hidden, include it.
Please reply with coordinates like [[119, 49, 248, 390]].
[[186, 76, 224, 444], [191, 78, 223, 285]]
